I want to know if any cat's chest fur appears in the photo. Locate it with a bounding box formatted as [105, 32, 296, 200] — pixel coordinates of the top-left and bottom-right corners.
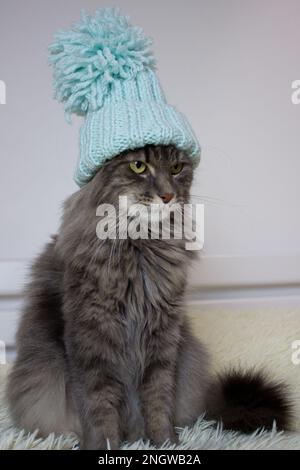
[96, 239, 192, 374]
[101, 239, 191, 314]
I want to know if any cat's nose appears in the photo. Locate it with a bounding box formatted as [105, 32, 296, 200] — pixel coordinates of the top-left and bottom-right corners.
[159, 193, 174, 204]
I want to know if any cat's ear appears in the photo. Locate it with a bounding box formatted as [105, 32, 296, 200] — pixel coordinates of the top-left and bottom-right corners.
[48, 8, 155, 122]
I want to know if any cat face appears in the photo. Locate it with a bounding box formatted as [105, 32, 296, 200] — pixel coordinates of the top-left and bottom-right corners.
[93, 145, 194, 211]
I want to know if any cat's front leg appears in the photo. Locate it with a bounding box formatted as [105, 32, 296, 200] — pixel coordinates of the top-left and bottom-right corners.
[79, 381, 122, 450]
[67, 334, 123, 450]
[140, 325, 179, 447]
[63, 283, 124, 449]
[141, 361, 178, 446]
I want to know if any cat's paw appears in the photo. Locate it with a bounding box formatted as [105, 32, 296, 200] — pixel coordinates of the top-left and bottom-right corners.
[149, 427, 179, 447]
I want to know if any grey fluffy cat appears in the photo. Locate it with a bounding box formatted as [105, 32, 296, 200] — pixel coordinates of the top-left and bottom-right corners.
[7, 145, 290, 449]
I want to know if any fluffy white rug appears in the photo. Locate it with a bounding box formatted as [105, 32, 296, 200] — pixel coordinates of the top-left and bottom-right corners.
[0, 365, 299, 450]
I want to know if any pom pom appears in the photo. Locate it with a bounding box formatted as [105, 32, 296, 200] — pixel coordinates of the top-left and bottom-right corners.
[49, 8, 155, 119]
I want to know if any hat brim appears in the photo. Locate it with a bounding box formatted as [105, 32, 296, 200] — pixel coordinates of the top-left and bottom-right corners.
[76, 102, 200, 187]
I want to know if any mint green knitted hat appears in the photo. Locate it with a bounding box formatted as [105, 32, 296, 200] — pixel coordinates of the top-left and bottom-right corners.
[49, 8, 200, 187]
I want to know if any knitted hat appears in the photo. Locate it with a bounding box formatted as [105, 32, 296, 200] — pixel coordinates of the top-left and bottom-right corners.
[49, 8, 201, 187]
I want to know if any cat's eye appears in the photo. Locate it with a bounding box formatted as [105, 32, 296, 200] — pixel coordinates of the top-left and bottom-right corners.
[171, 163, 183, 175]
[130, 161, 147, 174]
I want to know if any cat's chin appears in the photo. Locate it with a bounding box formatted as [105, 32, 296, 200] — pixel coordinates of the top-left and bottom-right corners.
[137, 206, 175, 225]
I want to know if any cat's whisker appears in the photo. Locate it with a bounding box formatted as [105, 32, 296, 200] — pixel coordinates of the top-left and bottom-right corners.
[190, 194, 243, 208]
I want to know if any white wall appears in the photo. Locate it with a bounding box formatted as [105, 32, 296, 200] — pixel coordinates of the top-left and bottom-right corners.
[1, 0, 300, 346]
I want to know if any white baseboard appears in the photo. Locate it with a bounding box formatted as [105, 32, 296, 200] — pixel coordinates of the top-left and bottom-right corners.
[0, 260, 29, 296]
[188, 254, 300, 289]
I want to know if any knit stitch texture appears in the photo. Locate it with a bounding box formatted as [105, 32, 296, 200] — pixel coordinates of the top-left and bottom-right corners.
[49, 8, 201, 186]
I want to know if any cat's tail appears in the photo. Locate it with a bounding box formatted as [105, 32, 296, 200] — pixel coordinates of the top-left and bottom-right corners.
[205, 369, 292, 433]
